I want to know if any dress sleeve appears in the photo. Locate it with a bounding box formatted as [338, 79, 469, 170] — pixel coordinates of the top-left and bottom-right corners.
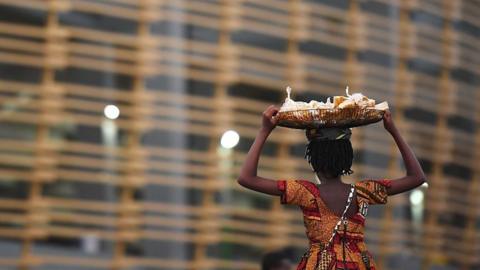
[355, 179, 392, 205]
[277, 180, 315, 208]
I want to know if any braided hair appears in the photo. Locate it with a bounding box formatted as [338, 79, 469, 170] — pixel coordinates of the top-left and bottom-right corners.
[305, 138, 354, 178]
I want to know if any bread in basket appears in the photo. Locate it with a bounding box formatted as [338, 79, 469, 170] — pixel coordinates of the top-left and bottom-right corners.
[276, 86, 389, 129]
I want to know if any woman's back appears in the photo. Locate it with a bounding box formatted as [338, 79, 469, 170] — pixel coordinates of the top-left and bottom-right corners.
[316, 182, 359, 218]
[278, 179, 391, 270]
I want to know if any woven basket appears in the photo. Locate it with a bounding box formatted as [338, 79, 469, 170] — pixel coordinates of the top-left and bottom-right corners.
[276, 108, 385, 129]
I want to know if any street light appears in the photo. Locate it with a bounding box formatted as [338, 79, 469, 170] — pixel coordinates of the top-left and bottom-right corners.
[220, 130, 239, 149]
[104, 105, 120, 120]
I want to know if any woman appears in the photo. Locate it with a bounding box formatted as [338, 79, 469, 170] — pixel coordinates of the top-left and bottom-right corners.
[237, 105, 426, 270]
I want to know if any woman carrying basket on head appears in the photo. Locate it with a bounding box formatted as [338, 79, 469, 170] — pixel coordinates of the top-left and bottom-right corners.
[237, 105, 426, 270]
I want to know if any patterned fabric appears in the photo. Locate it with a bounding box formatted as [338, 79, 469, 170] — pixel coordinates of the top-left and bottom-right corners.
[277, 179, 392, 270]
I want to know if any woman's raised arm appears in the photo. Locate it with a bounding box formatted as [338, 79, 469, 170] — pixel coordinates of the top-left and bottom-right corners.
[237, 105, 281, 195]
[383, 111, 426, 195]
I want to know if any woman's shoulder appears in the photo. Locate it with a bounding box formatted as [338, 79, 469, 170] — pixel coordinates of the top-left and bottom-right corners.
[280, 179, 319, 194]
[355, 179, 392, 189]
[277, 179, 319, 207]
[355, 179, 392, 205]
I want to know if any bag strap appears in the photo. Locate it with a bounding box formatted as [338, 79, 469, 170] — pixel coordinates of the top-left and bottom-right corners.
[323, 184, 355, 249]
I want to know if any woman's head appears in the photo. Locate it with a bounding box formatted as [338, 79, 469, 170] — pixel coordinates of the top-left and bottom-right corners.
[305, 128, 354, 178]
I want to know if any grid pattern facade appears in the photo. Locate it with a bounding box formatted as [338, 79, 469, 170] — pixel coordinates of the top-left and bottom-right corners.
[0, 0, 479, 270]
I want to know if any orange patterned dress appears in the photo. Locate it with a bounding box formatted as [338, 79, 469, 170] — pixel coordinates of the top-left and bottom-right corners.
[277, 179, 392, 270]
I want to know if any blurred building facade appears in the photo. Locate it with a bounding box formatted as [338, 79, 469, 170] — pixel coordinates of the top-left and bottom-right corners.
[0, 0, 479, 270]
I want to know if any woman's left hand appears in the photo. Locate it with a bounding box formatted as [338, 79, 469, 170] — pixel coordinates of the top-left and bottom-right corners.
[383, 110, 396, 133]
[262, 105, 279, 131]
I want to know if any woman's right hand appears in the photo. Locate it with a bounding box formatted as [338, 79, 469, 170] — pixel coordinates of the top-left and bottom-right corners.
[383, 110, 396, 132]
[262, 105, 279, 131]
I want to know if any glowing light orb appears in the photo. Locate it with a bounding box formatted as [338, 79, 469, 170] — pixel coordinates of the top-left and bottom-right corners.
[104, 105, 120, 120]
[409, 190, 424, 206]
[220, 130, 239, 149]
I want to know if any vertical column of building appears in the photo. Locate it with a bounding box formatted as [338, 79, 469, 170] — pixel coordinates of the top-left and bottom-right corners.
[460, 1, 480, 266]
[345, 0, 364, 90]
[19, 1, 68, 269]
[461, 72, 480, 270]
[345, 0, 366, 178]
[266, 0, 307, 250]
[192, 1, 238, 269]
[111, 1, 154, 269]
[421, 0, 456, 269]
[376, 0, 415, 267]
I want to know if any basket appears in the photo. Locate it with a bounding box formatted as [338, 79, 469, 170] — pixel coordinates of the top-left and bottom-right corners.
[276, 107, 385, 129]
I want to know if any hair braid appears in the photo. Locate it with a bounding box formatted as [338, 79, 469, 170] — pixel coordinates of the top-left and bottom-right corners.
[305, 139, 353, 177]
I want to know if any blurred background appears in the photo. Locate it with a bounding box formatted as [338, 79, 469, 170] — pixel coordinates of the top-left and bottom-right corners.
[0, 0, 478, 269]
